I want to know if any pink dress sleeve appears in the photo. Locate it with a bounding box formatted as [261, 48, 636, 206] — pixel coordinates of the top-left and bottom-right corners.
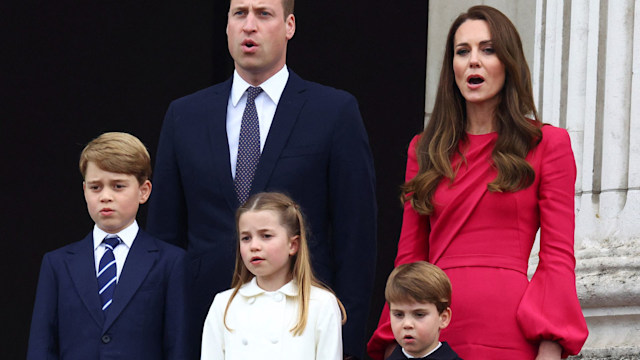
[367, 135, 430, 360]
[516, 126, 589, 357]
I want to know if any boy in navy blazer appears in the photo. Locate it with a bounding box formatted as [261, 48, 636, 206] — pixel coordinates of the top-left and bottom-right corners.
[27, 132, 188, 360]
[383, 262, 462, 360]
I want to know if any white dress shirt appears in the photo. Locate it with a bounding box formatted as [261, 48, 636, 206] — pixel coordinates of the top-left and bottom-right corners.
[92, 221, 137, 281]
[201, 277, 343, 360]
[226, 65, 289, 177]
[402, 342, 442, 358]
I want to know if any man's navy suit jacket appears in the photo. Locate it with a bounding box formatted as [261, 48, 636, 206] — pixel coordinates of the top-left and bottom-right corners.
[147, 70, 377, 358]
[27, 230, 188, 360]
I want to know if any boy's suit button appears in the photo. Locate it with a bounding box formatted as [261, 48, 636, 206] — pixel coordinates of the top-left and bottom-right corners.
[101, 335, 111, 344]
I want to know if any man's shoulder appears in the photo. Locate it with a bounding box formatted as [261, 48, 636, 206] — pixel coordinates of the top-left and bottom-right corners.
[287, 71, 356, 101]
[169, 79, 232, 107]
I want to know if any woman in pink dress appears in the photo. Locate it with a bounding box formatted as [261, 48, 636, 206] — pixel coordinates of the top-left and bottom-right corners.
[368, 5, 588, 360]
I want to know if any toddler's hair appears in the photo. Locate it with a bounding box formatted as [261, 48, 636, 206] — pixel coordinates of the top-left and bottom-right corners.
[385, 261, 451, 313]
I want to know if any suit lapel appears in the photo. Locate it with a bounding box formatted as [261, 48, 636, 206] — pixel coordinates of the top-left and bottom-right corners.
[206, 78, 239, 210]
[103, 230, 158, 331]
[65, 233, 104, 327]
[252, 71, 307, 193]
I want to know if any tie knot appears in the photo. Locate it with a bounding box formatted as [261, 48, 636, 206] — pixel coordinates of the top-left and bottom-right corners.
[246, 86, 263, 102]
[103, 235, 121, 250]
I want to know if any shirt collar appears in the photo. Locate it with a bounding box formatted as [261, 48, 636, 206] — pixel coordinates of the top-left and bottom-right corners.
[401, 342, 442, 358]
[238, 276, 298, 297]
[230, 65, 289, 107]
[92, 221, 139, 250]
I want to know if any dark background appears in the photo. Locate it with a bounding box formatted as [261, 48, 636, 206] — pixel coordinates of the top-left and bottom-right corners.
[3, 1, 427, 358]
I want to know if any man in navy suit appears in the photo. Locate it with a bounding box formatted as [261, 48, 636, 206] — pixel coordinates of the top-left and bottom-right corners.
[147, 0, 377, 358]
[28, 132, 188, 360]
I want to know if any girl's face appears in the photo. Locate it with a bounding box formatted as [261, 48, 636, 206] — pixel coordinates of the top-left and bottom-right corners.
[453, 19, 505, 109]
[239, 210, 299, 291]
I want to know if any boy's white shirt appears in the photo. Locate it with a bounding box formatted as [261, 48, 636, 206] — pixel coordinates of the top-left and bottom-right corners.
[402, 342, 442, 358]
[92, 220, 138, 281]
[201, 277, 343, 360]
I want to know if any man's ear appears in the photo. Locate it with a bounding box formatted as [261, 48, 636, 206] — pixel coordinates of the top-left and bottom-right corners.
[285, 14, 296, 40]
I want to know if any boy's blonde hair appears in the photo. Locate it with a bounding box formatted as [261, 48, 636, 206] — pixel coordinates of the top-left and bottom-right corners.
[385, 261, 452, 314]
[225, 192, 346, 336]
[79, 132, 152, 185]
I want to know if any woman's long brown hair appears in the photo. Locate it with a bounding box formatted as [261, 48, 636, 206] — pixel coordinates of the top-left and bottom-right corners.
[403, 5, 542, 215]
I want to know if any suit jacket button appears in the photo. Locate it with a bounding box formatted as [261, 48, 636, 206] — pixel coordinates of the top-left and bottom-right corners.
[101, 335, 111, 344]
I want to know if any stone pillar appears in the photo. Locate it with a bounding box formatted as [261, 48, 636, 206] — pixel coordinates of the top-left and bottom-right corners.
[426, 0, 640, 358]
[532, 0, 640, 358]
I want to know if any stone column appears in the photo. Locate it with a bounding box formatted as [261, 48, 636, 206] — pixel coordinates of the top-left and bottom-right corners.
[533, 0, 639, 358]
[425, 0, 640, 358]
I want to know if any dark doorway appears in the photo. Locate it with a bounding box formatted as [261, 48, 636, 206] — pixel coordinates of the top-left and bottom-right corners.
[4, 1, 427, 358]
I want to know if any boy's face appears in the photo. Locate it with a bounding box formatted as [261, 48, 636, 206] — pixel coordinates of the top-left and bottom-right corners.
[390, 300, 451, 358]
[83, 161, 151, 234]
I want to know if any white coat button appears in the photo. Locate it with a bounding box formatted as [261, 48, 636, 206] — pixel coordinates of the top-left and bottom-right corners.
[270, 337, 279, 344]
[247, 297, 256, 305]
[242, 338, 248, 345]
[274, 293, 284, 302]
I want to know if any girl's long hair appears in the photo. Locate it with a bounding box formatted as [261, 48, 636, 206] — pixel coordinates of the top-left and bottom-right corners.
[224, 192, 346, 336]
[403, 5, 542, 215]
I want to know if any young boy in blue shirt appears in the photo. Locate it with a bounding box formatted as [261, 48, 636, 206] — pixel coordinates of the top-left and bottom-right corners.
[386, 261, 462, 360]
[27, 132, 188, 360]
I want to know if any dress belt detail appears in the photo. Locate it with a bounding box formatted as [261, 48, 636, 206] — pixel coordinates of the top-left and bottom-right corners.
[436, 254, 528, 275]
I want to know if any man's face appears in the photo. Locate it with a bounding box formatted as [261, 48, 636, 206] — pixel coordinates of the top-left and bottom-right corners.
[227, 0, 296, 85]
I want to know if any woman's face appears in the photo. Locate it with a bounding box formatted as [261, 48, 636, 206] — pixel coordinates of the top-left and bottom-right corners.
[453, 19, 505, 108]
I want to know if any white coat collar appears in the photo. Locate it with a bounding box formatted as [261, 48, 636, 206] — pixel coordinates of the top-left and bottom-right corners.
[238, 277, 298, 297]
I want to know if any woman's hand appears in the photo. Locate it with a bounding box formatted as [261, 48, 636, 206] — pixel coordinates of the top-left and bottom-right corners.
[536, 340, 562, 360]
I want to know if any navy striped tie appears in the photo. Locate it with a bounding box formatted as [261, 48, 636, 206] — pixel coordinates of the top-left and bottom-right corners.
[235, 86, 263, 204]
[97, 235, 121, 311]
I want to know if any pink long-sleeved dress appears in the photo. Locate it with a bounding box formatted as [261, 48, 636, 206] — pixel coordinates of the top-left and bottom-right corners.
[368, 125, 588, 359]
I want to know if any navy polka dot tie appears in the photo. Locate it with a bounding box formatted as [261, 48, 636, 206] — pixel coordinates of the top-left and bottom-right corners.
[235, 86, 263, 204]
[97, 235, 121, 312]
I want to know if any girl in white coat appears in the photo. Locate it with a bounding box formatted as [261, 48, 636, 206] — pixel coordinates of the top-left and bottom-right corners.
[201, 192, 346, 360]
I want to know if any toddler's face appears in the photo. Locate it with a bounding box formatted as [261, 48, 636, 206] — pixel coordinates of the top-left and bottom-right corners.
[238, 210, 299, 291]
[390, 301, 451, 358]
